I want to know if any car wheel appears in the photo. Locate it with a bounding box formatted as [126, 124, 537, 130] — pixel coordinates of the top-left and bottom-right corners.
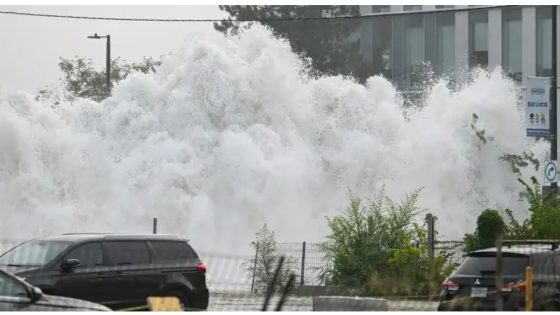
[165, 290, 189, 311]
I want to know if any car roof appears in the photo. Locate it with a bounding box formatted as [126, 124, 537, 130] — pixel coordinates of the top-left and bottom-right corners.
[31, 233, 188, 243]
[471, 245, 556, 256]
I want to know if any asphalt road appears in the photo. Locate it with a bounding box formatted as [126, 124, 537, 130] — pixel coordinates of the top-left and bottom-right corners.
[208, 293, 439, 311]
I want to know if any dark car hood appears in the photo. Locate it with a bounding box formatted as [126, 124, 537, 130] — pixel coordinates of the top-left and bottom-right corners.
[37, 294, 111, 311]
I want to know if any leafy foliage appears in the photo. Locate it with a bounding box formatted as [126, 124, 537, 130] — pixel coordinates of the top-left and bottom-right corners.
[244, 223, 295, 293]
[470, 113, 495, 144]
[214, 6, 371, 81]
[518, 177, 560, 239]
[57, 56, 161, 102]
[466, 109, 560, 245]
[503, 208, 532, 240]
[499, 152, 539, 176]
[464, 177, 560, 253]
[322, 188, 454, 297]
[462, 209, 506, 253]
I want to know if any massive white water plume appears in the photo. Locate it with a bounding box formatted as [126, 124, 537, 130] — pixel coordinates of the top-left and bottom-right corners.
[0, 25, 548, 253]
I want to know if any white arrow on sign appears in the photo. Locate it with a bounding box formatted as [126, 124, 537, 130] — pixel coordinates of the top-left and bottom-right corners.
[544, 160, 558, 183]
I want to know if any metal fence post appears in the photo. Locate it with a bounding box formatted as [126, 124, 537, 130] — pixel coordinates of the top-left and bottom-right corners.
[495, 234, 503, 311]
[153, 217, 157, 234]
[525, 266, 533, 311]
[301, 241, 306, 286]
[250, 245, 259, 294]
[426, 213, 435, 262]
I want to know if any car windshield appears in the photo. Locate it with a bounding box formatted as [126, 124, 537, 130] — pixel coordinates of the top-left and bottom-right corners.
[0, 240, 71, 266]
[455, 254, 529, 276]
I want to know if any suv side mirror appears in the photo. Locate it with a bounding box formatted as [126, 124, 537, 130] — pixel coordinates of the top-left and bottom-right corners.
[60, 258, 80, 271]
[29, 286, 43, 302]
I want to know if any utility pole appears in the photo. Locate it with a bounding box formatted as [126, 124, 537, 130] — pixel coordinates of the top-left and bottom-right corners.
[87, 33, 112, 97]
[552, 6, 558, 194]
[106, 35, 111, 96]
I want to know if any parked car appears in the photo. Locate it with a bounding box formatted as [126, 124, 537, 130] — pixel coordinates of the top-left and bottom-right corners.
[438, 242, 560, 311]
[0, 268, 110, 311]
[0, 233, 209, 310]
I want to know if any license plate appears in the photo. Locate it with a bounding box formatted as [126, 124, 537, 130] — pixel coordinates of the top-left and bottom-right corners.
[470, 287, 487, 298]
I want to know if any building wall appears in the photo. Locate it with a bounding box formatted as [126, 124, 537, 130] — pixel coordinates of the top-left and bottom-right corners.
[358, 5, 557, 92]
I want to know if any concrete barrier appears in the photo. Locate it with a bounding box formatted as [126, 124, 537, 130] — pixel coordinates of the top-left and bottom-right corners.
[296, 285, 342, 296]
[312, 296, 389, 311]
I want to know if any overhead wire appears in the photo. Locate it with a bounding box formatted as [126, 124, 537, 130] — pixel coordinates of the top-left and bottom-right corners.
[0, 10, 362, 22]
[0, 6, 508, 23]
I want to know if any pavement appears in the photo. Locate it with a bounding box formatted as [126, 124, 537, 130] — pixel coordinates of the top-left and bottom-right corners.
[208, 292, 439, 311]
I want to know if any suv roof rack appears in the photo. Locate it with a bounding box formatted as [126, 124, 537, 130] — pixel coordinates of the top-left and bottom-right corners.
[503, 239, 560, 250]
[62, 233, 114, 235]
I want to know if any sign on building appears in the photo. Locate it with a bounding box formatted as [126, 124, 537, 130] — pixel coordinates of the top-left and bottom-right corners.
[525, 77, 552, 137]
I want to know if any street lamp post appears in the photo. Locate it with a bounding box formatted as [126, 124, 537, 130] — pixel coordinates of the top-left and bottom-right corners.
[87, 33, 111, 96]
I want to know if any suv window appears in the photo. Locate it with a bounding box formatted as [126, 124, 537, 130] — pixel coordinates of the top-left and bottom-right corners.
[63, 242, 103, 268]
[0, 272, 28, 298]
[151, 241, 198, 262]
[456, 254, 529, 275]
[0, 240, 71, 267]
[533, 254, 555, 275]
[105, 241, 150, 265]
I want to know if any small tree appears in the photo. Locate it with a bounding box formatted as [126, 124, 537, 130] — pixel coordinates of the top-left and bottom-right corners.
[463, 209, 506, 253]
[244, 223, 295, 293]
[214, 6, 370, 81]
[55, 56, 161, 102]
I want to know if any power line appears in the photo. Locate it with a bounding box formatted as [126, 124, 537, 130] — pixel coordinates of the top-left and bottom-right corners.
[0, 10, 362, 22]
[0, 6, 512, 23]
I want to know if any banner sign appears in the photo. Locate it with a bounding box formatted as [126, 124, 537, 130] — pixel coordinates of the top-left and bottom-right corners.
[525, 77, 552, 137]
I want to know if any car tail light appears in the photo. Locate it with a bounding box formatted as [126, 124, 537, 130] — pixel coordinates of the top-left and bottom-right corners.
[442, 278, 459, 291]
[502, 280, 525, 292]
[502, 282, 515, 292]
[514, 280, 526, 292]
[197, 262, 206, 274]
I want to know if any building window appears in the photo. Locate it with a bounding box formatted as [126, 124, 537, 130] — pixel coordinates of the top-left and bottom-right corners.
[392, 16, 405, 88]
[404, 14, 424, 88]
[372, 16, 392, 79]
[403, 5, 423, 12]
[536, 6, 553, 77]
[436, 5, 454, 9]
[436, 12, 455, 75]
[371, 5, 391, 13]
[502, 8, 522, 81]
[469, 9, 488, 68]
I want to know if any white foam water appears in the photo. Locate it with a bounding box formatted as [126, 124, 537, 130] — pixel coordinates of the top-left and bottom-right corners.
[0, 25, 547, 253]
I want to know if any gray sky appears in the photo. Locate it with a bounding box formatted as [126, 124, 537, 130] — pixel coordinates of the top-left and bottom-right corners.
[0, 5, 226, 94]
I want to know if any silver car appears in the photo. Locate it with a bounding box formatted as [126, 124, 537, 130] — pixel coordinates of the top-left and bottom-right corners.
[0, 269, 110, 311]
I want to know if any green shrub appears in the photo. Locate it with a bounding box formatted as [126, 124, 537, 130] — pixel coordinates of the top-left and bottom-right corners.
[322, 188, 453, 297]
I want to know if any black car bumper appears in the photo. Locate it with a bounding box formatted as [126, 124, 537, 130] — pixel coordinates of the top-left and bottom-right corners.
[189, 288, 209, 310]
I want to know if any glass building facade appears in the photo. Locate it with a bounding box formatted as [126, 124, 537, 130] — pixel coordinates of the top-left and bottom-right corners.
[358, 5, 557, 90]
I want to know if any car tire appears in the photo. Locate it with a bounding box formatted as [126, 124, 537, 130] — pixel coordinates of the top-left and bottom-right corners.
[164, 290, 190, 311]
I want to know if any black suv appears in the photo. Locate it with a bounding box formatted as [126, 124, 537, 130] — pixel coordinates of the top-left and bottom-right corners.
[438, 243, 560, 311]
[0, 233, 209, 310]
